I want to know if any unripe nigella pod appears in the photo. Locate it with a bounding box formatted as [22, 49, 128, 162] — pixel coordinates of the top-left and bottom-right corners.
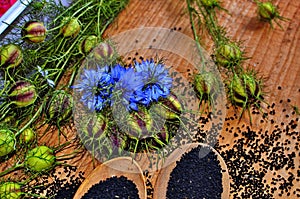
[215, 43, 242, 68]
[201, 0, 219, 9]
[46, 90, 73, 124]
[127, 107, 153, 139]
[0, 182, 22, 199]
[22, 21, 46, 43]
[257, 2, 277, 21]
[8, 81, 37, 107]
[25, 146, 56, 172]
[0, 129, 15, 157]
[60, 17, 81, 38]
[0, 44, 23, 69]
[19, 128, 35, 145]
[79, 35, 98, 55]
[230, 74, 247, 105]
[243, 72, 263, 100]
[194, 72, 217, 97]
[92, 41, 115, 63]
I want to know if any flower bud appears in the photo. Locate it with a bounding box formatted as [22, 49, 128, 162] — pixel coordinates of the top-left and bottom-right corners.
[8, 81, 37, 107]
[215, 43, 242, 68]
[25, 146, 56, 172]
[0, 129, 15, 157]
[46, 90, 73, 124]
[79, 35, 98, 55]
[0, 182, 22, 199]
[60, 17, 81, 38]
[19, 128, 35, 145]
[0, 44, 23, 69]
[22, 21, 46, 43]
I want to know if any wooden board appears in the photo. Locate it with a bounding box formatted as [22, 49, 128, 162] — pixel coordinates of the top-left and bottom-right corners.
[1, 0, 299, 198]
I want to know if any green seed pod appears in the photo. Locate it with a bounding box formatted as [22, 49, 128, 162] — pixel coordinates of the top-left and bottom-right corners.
[228, 72, 264, 106]
[46, 90, 73, 125]
[255, 1, 287, 28]
[201, 0, 220, 9]
[229, 73, 247, 105]
[257, 2, 277, 21]
[79, 35, 98, 55]
[25, 146, 56, 172]
[22, 21, 46, 43]
[8, 81, 37, 108]
[19, 128, 35, 145]
[0, 44, 23, 69]
[60, 17, 81, 38]
[0, 182, 22, 199]
[0, 129, 15, 157]
[92, 41, 116, 63]
[194, 72, 219, 98]
[126, 107, 153, 139]
[215, 43, 242, 68]
[154, 93, 182, 119]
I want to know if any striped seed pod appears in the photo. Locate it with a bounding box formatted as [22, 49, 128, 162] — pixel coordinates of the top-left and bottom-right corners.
[0, 129, 15, 157]
[24, 146, 56, 172]
[153, 93, 182, 120]
[79, 35, 98, 55]
[0, 182, 22, 199]
[92, 41, 116, 63]
[8, 81, 37, 108]
[60, 17, 81, 38]
[215, 43, 242, 68]
[228, 72, 263, 107]
[46, 90, 73, 125]
[22, 21, 46, 43]
[194, 71, 220, 102]
[0, 44, 23, 69]
[126, 107, 153, 139]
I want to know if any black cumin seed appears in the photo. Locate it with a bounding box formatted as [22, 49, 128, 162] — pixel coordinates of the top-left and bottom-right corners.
[82, 176, 140, 199]
[166, 145, 223, 199]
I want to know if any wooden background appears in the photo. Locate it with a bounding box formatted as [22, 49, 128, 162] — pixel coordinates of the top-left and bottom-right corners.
[38, 0, 300, 198]
[1, 0, 299, 198]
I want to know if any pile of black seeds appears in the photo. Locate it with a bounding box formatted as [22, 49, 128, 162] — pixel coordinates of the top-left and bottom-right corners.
[82, 176, 140, 199]
[215, 87, 300, 198]
[26, 165, 85, 198]
[166, 145, 223, 199]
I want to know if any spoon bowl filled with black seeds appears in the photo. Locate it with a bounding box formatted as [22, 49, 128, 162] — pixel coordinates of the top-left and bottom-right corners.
[153, 143, 230, 199]
[73, 157, 147, 199]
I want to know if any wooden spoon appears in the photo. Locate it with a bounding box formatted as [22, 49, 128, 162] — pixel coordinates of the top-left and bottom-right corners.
[153, 143, 230, 199]
[73, 157, 147, 199]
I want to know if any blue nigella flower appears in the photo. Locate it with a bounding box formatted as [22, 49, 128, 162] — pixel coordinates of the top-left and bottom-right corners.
[110, 64, 127, 83]
[134, 59, 173, 105]
[112, 67, 145, 112]
[72, 66, 113, 112]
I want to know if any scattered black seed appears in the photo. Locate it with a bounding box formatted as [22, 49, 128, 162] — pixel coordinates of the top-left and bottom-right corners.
[81, 176, 140, 199]
[278, 86, 282, 90]
[166, 145, 223, 199]
[27, 166, 85, 199]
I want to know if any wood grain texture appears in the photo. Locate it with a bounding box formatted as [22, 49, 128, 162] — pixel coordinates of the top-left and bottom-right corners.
[1, 0, 299, 198]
